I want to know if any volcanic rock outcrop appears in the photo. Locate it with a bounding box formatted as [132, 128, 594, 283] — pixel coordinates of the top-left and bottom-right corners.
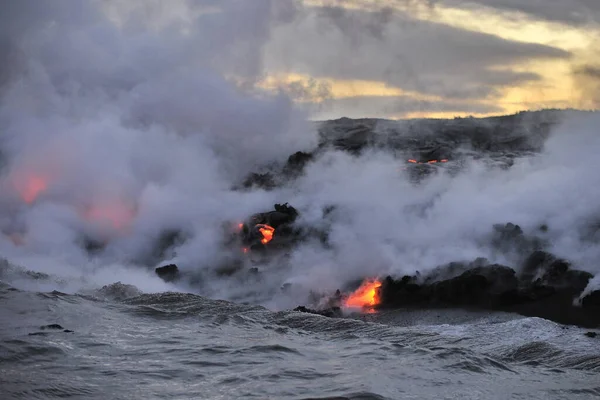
[239, 110, 593, 191]
[293, 305, 343, 318]
[155, 264, 180, 283]
[240, 151, 315, 191]
[582, 290, 600, 309]
[316, 110, 576, 157]
[371, 250, 598, 328]
[294, 221, 598, 328]
[240, 203, 301, 251]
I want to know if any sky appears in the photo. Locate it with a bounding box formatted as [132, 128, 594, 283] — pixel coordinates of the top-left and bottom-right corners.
[258, 0, 600, 119]
[1, 0, 598, 122]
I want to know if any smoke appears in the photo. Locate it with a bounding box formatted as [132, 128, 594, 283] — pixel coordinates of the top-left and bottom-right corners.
[266, 111, 600, 308]
[0, 1, 598, 310]
[573, 64, 600, 109]
[0, 0, 314, 290]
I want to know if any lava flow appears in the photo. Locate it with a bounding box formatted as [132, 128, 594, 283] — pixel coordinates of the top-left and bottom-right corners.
[408, 159, 448, 164]
[258, 224, 275, 244]
[344, 279, 382, 309]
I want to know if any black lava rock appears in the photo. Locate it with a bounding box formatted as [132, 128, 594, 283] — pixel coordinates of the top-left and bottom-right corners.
[30, 325, 74, 336]
[317, 110, 567, 156]
[375, 253, 599, 328]
[581, 290, 600, 309]
[240, 203, 302, 250]
[155, 264, 180, 282]
[80, 236, 107, 255]
[283, 151, 314, 177]
[248, 203, 298, 228]
[520, 251, 593, 295]
[424, 258, 488, 284]
[380, 265, 519, 308]
[379, 274, 428, 306]
[40, 324, 64, 330]
[430, 265, 519, 307]
[242, 172, 276, 190]
[521, 250, 557, 281]
[293, 306, 342, 318]
[491, 223, 543, 256]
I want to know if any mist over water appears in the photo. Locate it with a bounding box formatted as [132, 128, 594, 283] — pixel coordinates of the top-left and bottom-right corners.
[1, 0, 599, 311]
[0, 0, 312, 290]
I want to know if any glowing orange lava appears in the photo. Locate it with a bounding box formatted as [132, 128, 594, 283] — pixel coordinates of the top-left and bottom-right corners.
[258, 224, 275, 245]
[344, 279, 382, 309]
[15, 175, 49, 204]
[406, 159, 449, 165]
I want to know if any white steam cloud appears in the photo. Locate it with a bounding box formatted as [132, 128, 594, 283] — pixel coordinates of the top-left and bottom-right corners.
[0, 1, 598, 308]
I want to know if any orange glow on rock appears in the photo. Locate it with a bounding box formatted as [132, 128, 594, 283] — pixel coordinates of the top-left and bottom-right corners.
[344, 279, 382, 308]
[406, 159, 449, 165]
[258, 224, 275, 245]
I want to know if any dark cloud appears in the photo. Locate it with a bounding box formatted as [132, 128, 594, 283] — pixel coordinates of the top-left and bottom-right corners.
[573, 63, 600, 108]
[265, 6, 570, 101]
[315, 95, 503, 119]
[575, 65, 600, 79]
[316, 5, 397, 42]
[0, 0, 300, 94]
[439, 0, 600, 26]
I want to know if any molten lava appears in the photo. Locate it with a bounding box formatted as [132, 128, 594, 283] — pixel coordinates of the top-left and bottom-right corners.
[344, 279, 382, 308]
[258, 224, 275, 245]
[406, 159, 449, 165]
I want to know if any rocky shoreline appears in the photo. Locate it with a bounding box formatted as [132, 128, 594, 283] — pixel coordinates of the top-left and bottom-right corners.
[151, 211, 600, 329]
[375, 251, 599, 328]
[241, 109, 596, 190]
[155, 241, 600, 329]
[293, 245, 600, 328]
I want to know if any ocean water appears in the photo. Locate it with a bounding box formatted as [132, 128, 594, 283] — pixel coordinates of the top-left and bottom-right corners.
[1, 281, 599, 400]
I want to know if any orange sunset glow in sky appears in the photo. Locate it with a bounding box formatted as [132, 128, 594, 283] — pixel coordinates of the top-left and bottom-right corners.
[255, 0, 600, 120]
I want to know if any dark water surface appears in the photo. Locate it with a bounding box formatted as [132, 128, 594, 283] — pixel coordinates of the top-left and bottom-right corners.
[1, 284, 599, 400]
